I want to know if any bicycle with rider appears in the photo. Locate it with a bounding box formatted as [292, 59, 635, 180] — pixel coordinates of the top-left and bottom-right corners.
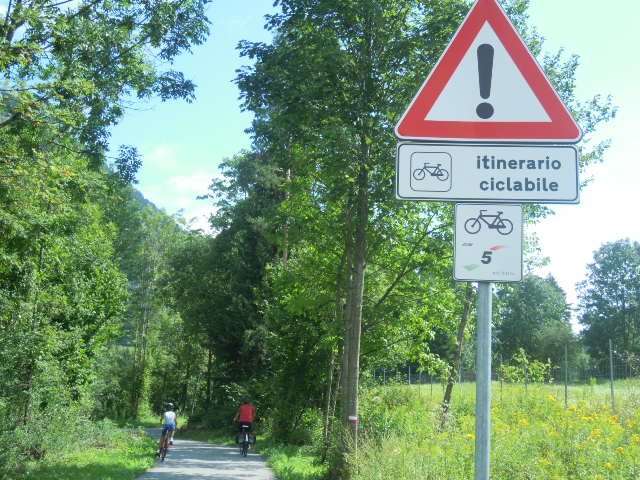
[233, 398, 256, 432]
[157, 402, 177, 456]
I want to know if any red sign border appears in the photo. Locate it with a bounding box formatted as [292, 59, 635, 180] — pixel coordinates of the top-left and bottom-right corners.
[395, 0, 582, 143]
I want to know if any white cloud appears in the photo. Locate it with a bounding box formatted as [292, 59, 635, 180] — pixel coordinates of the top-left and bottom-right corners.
[136, 170, 221, 234]
[141, 144, 183, 174]
[169, 172, 213, 196]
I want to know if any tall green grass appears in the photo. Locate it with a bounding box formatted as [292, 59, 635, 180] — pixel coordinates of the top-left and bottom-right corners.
[3, 421, 155, 480]
[351, 381, 640, 479]
[259, 439, 327, 480]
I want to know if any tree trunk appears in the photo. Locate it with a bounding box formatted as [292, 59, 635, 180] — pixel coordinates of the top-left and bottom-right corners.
[323, 349, 336, 442]
[282, 166, 291, 267]
[206, 345, 213, 408]
[441, 283, 474, 429]
[342, 157, 369, 459]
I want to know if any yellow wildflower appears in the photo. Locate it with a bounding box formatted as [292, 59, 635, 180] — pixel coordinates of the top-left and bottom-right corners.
[466, 434, 475, 440]
[604, 462, 613, 470]
[591, 428, 603, 436]
[518, 418, 530, 426]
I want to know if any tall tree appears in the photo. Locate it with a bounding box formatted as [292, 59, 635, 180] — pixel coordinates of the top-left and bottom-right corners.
[578, 239, 640, 358]
[233, 0, 614, 461]
[0, 0, 210, 468]
[495, 274, 575, 364]
[237, 1, 464, 453]
[0, 0, 208, 154]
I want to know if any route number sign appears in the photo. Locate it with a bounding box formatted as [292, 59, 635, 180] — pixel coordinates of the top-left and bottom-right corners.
[454, 203, 522, 282]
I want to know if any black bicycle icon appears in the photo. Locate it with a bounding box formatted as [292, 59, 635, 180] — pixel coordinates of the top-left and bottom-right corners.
[412, 162, 449, 181]
[464, 210, 514, 235]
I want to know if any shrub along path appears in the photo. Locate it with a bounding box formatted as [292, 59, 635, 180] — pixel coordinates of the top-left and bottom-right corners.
[136, 428, 275, 480]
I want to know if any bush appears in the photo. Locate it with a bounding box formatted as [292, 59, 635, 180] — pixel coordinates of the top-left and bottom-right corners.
[500, 348, 552, 383]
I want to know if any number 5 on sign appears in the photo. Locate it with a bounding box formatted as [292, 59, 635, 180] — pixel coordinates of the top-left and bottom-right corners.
[454, 203, 522, 282]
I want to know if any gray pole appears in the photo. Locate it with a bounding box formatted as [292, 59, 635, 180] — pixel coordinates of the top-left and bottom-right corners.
[475, 282, 492, 480]
[609, 339, 615, 411]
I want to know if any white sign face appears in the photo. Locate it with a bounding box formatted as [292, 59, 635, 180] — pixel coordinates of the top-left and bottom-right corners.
[454, 203, 522, 282]
[396, 143, 578, 203]
[425, 23, 550, 123]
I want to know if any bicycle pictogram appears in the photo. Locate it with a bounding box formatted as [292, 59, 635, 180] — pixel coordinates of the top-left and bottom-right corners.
[464, 209, 514, 235]
[412, 162, 449, 182]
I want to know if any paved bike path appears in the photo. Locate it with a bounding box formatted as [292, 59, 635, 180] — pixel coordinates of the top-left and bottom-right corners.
[137, 428, 275, 480]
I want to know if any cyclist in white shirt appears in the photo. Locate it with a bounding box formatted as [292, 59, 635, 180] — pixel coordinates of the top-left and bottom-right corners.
[157, 402, 177, 455]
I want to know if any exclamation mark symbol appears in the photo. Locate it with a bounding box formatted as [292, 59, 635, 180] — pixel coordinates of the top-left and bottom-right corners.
[476, 43, 494, 119]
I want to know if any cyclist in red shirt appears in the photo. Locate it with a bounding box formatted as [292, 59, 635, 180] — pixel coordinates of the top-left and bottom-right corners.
[233, 398, 256, 431]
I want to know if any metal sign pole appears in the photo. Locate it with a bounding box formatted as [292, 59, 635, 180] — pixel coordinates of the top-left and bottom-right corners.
[475, 281, 493, 480]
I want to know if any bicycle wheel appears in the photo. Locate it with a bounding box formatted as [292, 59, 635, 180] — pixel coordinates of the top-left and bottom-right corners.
[160, 434, 169, 461]
[242, 440, 248, 456]
[464, 218, 481, 234]
[435, 169, 449, 181]
[412, 168, 426, 181]
[497, 219, 514, 235]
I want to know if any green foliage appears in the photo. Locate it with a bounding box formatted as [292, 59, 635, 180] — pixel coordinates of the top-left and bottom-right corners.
[500, 348, 552, 383]
[185, 0, 616, 452]
[0, 0, 211, 472]
[8, 424, 154, 480]
[259, 440, 327, 480]
[578, 239, 640, 358]
[0, 0, 209, 154]
[495, 274, 577, 364]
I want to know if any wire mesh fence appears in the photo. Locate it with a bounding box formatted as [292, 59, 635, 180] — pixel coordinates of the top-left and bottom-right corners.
[370, 341, 640, 408]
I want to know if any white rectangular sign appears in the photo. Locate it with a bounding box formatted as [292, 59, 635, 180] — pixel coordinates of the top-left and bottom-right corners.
[454, 203, 522, 282]
[396, 143, 578, 203]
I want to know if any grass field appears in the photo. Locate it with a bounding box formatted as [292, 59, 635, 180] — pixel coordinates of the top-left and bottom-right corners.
[351, 380, 640, 479]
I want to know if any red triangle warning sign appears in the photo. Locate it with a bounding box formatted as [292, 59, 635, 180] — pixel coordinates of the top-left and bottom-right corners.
[395, 0, 582, 143]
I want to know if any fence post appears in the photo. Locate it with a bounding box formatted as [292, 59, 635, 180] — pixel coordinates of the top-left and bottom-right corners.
[499, 354, 503, 404]
[430, 375, 433, 400]
[564, 344, 569, 408]
[408, 364, 411, 386]
[609, 339, 615, 411]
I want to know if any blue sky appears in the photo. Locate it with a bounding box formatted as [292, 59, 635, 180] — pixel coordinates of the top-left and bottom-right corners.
[109, 1, 274, 227]
[105, 0, 639, 321]
[526, 0, 640, 316]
